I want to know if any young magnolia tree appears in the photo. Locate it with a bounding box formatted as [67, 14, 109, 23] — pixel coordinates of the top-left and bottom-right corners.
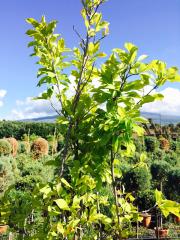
[4, 0, 178, 239]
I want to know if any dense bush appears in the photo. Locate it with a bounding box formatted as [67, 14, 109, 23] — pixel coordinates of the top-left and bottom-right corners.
[166, 168, 180, 202]
[15, 154, 55, 190]
[123, 166, 152, 193]
[31, 137, 49, 158]
[136, 189, 155, 211]
[47, 135, 58, 155]
[170, 140, 177, 151]
[134, 137, 145, 153]
[0, 120, 62, 140]
[6, 137, 18, 157]
[163, 152, 179, 166]
[144, 136, 159, 152]
[0, 139, 12, 156]
[159, 136, 170, 151]
[151, 160, 171, 190]
[0, 154, 56, 234]
[0, 156, 18, 197]
[18, 141, 30, 154]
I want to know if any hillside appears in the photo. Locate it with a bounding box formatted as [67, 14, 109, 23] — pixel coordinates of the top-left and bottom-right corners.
[21, 112, 180, 125]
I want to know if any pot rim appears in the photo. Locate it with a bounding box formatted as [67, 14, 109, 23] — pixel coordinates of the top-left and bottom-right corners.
[141, 213, 151, 217]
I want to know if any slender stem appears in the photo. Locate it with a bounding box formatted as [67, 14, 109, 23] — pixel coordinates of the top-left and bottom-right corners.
[110, 147, 122, 240]
[97, 192, 103, 240]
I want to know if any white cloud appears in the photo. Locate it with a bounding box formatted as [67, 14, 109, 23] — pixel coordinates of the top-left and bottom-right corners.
[9, 95, 60, 120]
[8, 75, 76, 120]
[0, 89, 7, 107]
[7, 85, 180, 120]
[141, 87, 180, 116]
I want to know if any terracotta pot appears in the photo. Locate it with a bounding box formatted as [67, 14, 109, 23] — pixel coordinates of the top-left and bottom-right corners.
[155, 228, 169, 238]
[0, 224, 8, 234]
[141, 213, 151, 227]
[175, 216, 180, 224]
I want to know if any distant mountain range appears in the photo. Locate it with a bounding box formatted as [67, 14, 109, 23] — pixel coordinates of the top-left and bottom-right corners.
[21, 112, 180, 125]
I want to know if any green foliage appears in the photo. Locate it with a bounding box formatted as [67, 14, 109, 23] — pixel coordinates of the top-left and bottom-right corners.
[1, 0, 179, 238]
[163, 151, 179, 166]
[123, 166, 152, 193]
[151, 160, 171, 189]
[155, 189, 180, 218]
[6, 137, 18, 157]
[0, 156, 18, 197]
[0, 154, 56, 234]
[0, 139, 12, 156]
[166, 168, 180, 202]
[18, 141, 30, 154]
[170, 140, 177, 151]
[144, 136, 159, 152]
[15, 154, 55, 190]
[134, 137, 145, 153]
[0, 121, 61, 140]
[136, 190, 155, 211]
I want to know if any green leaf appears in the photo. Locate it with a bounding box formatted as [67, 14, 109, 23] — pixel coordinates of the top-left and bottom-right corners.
[88, 42, 100, 55]
[26, 29, 37, 36]
[133, 124, 144, 136]
[26, 18, 39, 27]
[54, 199, 70, 211]
[124, 42, 138, 53]
[155, 189, 163, 205]
[137, 55, 148, 62]
[57, 222, 64, 235]
[140, 152, 147, 162]
[123, 80, 144, 91]
[134, 116, 149, 123]
[112, 136, 119, 152]
[61, 178, 72, 189]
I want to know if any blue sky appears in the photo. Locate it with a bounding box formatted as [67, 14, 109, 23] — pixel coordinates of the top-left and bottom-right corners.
[0, 0, 180, 119]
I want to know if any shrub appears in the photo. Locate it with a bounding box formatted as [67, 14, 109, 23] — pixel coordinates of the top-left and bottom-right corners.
[14, 154, 55, 191]
[136, 189, 155, 211]
[153, 149, 165, 161]
[49, 140, 58, 155]
[123, 166, 152, 193]
[163, 152, 179, 166]
[6, 137, 18, 156]
[18, 141, 30, 154]
[0, 156, 17, 197]
[47, 134, 58, 155]
[170, 140, 177, 151]
[159, 137, 170, 151]
[166, 169, 180, 202]
[134, 137, 145, 153]
[31, 137, 49, 158]
[151, 160, 171, 190]
[144, 136, 159, 152]
[0, 139, 12, 156]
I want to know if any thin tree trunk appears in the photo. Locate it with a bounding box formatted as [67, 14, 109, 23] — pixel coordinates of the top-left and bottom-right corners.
[110, 147, 122, 240]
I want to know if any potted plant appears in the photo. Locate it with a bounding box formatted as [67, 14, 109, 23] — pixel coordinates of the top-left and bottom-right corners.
[174, 215, 180, 224]
[0, 224, 8, 234]
[155, 226, 169, 238]
[141, 212, 151, 227]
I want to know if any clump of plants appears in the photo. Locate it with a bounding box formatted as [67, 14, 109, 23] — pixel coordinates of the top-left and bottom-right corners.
[0, 156, 17, 197]
[145, 136, 159, 152]
[31, 137, 49, 158]
[159, 136, 170, 151]
[47, 134, 58, 155]
[0, 139, 12, 156]
[18, 141, 30, 154]
[6, 137, 18, 157]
